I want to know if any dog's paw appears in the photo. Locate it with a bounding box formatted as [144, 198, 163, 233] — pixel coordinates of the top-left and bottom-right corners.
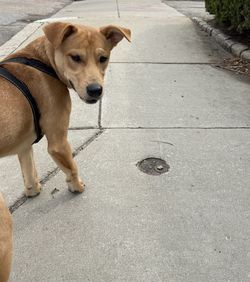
[25, 183, 42, 198]
[67, 178, 85, 193]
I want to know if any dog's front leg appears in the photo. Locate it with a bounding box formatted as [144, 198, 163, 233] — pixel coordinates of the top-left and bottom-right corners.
[18, 147, 41, 197]
[48, 139, 84, 193]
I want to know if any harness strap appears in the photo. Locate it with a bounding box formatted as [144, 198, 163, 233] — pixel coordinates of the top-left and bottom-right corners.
[0, 56, 59, 144]
[0, 67, 42, 143]
[0, 57, 59, 79]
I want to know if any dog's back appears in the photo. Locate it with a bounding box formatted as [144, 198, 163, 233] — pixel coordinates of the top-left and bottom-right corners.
[0, 193, 12, 282]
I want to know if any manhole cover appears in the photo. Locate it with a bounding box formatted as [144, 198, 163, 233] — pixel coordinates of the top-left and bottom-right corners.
[137, 157, 170, 176]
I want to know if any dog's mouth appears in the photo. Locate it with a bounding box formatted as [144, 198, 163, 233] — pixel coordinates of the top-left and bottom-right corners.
[80, 96, 99, 104]
[85, 98, 98, 104]
[69, 80, 76, 91]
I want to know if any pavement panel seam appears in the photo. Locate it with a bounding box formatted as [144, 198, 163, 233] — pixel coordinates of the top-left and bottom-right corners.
[9, 129, 104, 213]
[68, 126, 99, 130]
[116, 0, 121, 18]
[103, 126, 250, 130]
[72, 129, 104, 157]
[98, 99, 102, 128]
[110, 62, 218, 65]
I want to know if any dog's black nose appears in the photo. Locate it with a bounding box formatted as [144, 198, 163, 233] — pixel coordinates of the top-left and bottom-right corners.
[87, 84, 103, 98]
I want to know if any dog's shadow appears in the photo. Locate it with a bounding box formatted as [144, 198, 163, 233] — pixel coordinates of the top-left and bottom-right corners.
[16, 187, 87, 228]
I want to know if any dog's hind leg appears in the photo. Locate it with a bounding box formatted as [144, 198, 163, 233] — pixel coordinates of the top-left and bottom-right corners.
[18, 147, 41, 197]
[47, 139, 84, 193]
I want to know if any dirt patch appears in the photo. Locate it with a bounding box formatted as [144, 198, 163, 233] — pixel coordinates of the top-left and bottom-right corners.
[216, 58, 250, 77]
[205, 19, 250, 77]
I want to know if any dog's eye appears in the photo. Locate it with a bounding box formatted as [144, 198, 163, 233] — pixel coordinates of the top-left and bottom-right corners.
[71, 55, 81, 63]
[99, 56, 108, 63]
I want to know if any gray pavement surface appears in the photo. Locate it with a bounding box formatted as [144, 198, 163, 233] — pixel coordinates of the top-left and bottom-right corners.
[163, 0, 212, 19]
[0, 0, 71, 46]
[0, 0, 249, 281]
[11, 129, 250, 281]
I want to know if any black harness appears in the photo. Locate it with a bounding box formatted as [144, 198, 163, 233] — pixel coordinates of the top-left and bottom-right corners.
[0, 57, 59, 143]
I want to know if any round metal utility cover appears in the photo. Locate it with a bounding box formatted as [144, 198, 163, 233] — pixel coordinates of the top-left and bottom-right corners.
[137, 157, 170, 176]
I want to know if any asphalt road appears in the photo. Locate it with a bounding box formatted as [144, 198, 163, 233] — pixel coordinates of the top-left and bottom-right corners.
[0, 0, 72, 46]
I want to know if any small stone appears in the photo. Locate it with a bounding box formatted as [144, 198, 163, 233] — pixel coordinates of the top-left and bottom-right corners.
[156, 165, 164, 171]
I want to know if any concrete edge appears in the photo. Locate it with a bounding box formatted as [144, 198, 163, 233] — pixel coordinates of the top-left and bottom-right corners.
[35, 16, 78, 23]
[192, 17, 250, 63]
[0, 22, 42, 59]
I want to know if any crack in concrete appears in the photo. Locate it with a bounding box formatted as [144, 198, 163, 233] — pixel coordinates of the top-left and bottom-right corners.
[9, 129, 105, 214]
[150, 140, 174, 146]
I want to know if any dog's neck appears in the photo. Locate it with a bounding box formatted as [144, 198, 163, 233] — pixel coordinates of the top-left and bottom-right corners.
[7, 36, 69, 87]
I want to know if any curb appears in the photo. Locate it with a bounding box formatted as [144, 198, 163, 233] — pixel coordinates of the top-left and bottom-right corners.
[0, 22, 42, 59]
[192, 17, 250, 63]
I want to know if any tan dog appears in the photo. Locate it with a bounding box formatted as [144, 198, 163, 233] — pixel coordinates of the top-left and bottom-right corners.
[0, 193, 12, 282]
[0, 22, 131, 197]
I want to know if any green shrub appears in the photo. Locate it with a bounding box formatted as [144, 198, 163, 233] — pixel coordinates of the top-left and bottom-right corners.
[205, 0, 216, 14]
[205, 0, 250, 33]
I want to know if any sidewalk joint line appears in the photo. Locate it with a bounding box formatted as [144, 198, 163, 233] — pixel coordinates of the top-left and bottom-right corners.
[110, 62, 218, 65]
[9, 195, 28, 215]
[68, 126, 99, 130]
[115, 0, 120, 18]
[103, 126, 250, 130]
[72, 129, 104, 157]
[98, 99, 102, 128]
[9, 129, 105, 214]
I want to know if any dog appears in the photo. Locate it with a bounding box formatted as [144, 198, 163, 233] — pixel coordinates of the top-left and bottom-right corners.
[0, 193, 12, 282]
[0, 22, 131, 197]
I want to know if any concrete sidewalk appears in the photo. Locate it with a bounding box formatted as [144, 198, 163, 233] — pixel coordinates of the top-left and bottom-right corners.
[163, 0, 211, 19]
[0, 0, 249, 281]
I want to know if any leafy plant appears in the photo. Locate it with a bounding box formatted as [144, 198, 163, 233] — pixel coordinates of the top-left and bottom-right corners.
[205, 0, 250, 33]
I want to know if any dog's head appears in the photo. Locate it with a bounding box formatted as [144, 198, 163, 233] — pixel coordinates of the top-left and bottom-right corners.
[43, 22, 131, 104]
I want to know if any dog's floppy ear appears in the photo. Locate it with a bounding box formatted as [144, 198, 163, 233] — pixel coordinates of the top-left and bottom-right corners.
[43, 22, 77, 49]
[100, 25, 131, 48]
